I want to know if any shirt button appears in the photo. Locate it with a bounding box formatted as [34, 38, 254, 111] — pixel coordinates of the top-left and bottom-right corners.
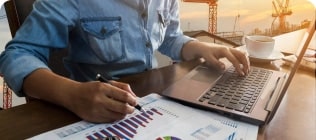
[145, 42, 151, 48]
[100, 27, 107, 35]
[141, 12, 147, 18]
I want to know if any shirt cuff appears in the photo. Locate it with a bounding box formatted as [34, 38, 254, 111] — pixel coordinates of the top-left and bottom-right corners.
[160, 35, 196, 61]
[2, 55, 50, 97]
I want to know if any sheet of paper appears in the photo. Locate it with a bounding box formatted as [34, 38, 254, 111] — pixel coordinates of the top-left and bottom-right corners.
[273, 28, 308, 54]
[28, 93, 258, 140]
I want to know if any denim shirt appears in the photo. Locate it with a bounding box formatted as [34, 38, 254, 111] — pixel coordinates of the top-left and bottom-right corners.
[0, 0, 194, 96]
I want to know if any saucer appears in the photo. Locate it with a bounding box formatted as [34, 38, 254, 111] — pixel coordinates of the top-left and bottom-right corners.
[238, 45, 284, 62]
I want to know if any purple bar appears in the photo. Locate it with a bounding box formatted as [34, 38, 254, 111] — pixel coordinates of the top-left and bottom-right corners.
[151, 108, 163, 115]
[107, 127, 127, 140]
[136, 114, 149, 123]
[131, 117, 146, 127]
[93, 132, 103, 139]
[113, 124, 134, 138]
[100, 129, 112, 137]
[125, 119, 138, 128]
[86, 135, 95, 140]
[119, 122, 137, 134]
[146, 110, 154, 115]
[141, 112, 153, 120]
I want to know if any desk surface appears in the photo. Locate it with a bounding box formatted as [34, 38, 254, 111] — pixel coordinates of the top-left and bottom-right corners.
[0, 59, 315, 140]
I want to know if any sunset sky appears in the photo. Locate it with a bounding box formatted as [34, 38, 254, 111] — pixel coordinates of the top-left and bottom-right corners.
[179, 0, 315, 33]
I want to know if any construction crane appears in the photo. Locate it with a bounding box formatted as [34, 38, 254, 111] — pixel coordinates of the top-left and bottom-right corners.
[272, 0, 292, 34]
[182, 0, 218, 34]
[233, 14, 240, 35]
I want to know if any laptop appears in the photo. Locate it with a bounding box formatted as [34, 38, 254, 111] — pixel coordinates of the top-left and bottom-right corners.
[162, 19, 315, 126]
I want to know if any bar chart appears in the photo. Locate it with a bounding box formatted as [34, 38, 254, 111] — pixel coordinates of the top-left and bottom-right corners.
[29, 94, 258, 140]
[84, 108, 165, 140]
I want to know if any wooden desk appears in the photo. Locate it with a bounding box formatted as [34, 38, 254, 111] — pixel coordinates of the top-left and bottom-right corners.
[0, 59, 315, 139]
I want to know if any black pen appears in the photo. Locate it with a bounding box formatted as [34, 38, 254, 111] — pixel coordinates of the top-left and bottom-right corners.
[96, 74, 145, 113]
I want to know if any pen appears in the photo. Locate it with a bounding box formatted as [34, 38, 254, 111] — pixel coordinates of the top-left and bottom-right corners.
[96, 74, 145, 113]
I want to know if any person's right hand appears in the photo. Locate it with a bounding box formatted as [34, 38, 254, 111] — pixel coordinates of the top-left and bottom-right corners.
[65, 80, 138, 123]
[23, 69, 138, 123]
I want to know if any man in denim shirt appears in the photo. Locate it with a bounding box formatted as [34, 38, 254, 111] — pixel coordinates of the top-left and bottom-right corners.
[0, 0, 249, 123]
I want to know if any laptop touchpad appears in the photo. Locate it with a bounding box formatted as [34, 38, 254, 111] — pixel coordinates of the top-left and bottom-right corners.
[190, 66, 222, 83]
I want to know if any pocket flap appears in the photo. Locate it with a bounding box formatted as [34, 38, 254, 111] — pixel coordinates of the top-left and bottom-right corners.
[81, 17, 122, 39]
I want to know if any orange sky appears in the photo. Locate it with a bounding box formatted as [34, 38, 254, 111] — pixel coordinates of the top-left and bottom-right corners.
[0, 0, 315, 35]
[179, 0, 315, 33]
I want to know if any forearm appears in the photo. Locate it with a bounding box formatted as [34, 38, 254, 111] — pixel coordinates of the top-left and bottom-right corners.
[181, 40, 210, 61]
[181, 40, 232, 60]
[23, 68, 80, 108]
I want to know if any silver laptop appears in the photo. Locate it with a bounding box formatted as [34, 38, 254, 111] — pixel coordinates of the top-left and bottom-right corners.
[162, 19, 315, 126]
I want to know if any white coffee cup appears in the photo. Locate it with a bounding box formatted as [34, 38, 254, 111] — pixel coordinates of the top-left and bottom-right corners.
[245, 35, 275, 58]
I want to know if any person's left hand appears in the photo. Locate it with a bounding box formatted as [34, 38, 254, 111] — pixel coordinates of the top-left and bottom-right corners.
[182, 41, 250, 76]
[200, 43, 250, 76]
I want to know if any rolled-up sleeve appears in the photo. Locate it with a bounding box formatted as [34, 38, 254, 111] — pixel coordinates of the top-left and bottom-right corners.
[158, 0, 196, 61]
[0, 44, 50, 96]
[0, 0, 78, 96]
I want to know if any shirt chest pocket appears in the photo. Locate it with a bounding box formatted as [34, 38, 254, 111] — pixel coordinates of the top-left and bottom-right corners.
[81, 17, 125, 62]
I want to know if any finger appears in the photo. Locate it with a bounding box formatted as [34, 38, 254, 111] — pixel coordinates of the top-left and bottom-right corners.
[220, 48, 245, 76]
[102, 83, 137, 107]
[75, 96, 128, 123]
[103, 111, 126, 122]
[241, 52, 250, 75]
[110, 81, 136, 97]
[104, 96, 135, 114]
[230, 48, 250, 75]
[86, 109, 127, 123]
[205, 54, 226, 70]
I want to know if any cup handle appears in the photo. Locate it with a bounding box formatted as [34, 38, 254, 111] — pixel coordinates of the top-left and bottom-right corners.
[241, 35, 246, 45]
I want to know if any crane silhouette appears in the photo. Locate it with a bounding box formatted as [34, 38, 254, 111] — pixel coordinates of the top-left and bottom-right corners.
[182, 0, 218, 34]
[272, 0, 292, 34]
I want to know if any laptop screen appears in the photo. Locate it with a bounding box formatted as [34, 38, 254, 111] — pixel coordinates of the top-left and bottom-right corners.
[266, 18, 315, 123]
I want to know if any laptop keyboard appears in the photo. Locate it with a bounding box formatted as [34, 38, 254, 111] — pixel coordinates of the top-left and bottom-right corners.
[198, 66, 272, 113]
